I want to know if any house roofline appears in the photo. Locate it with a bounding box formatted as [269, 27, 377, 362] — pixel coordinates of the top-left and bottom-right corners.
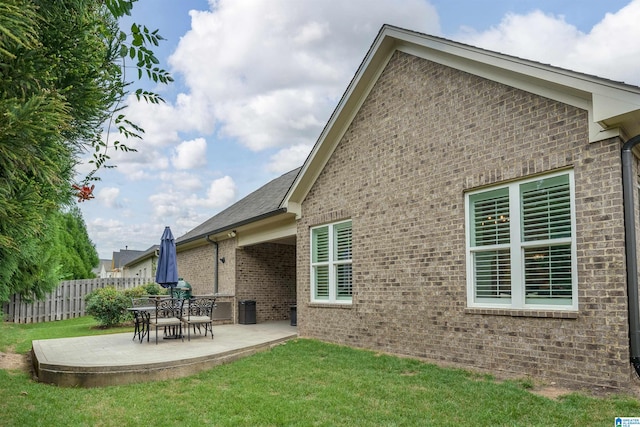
[176, 207, 289, 247]
[123, 245, 160, 268]
[282, 24, 640, 212]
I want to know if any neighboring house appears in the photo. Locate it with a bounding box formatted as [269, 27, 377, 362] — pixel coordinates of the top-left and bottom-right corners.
[176, 168, 300, 323]
[123, 245, 159, 280]
[111, 249, 145, 278]
[92, 259, 112, 279]
[177, 25, 640, 391]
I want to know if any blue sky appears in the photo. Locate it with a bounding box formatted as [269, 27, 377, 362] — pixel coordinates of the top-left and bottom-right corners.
[78, 0, 640, 259]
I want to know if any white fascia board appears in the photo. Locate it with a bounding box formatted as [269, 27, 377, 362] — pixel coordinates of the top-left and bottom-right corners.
[236, 220, 297, 247]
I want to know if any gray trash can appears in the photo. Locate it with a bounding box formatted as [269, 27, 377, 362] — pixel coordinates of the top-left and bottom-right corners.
[238, 300, 256, 324]
[290, 305, 297, 326]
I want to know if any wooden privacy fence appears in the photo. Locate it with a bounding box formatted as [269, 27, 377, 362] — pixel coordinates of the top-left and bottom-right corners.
[2, 277, 153, 324]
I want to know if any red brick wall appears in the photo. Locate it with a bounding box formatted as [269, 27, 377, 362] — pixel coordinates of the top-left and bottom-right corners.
[297, 51, 633, 390]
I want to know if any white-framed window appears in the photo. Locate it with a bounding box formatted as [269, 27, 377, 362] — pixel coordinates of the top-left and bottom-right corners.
[311, 220, 352, 304]
[465, 171, 577, 310]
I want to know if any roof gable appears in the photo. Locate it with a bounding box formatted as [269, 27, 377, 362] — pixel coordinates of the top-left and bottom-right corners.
[283, 25, 640, 214]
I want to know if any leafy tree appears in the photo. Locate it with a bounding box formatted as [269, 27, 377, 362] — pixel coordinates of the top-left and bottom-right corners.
[0, 0, 171, 302]
[50, 208, 100, 280]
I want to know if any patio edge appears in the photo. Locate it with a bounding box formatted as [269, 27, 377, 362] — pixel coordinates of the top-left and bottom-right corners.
[32, 330, 296, 388]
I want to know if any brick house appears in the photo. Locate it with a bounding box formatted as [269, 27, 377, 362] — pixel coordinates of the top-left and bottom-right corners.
[178, 25, 640, 390]
[176, 168, 300, 324]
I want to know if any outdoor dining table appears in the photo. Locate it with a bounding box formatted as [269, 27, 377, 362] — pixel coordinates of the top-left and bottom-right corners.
[131, 297, 189, 343]
[129, 297, 213, 343]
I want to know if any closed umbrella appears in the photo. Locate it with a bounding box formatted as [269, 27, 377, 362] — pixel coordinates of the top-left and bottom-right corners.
[156, 226, 178, 296]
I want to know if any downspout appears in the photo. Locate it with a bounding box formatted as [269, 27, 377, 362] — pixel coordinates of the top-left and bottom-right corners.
[621, 134, 640, 375]
[206, 236, 219, 295]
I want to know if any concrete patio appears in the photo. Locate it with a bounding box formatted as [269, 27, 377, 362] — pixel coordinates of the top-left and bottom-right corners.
[31, 321, 297, 388]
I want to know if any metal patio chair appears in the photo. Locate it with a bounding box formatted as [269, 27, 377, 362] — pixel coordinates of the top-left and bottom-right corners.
[130, 297, 155, 343]
[148, 298, 184, 344]
[181, 297, 217, 341]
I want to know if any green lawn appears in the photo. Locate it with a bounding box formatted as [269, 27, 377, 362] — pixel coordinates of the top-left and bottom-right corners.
[1, 317, 639, 426]
[0, 316, 132, 354]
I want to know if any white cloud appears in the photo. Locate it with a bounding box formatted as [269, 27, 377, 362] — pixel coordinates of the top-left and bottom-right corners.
[112, 151, 170, 180]
[86, 216, 170, 258]
[97, 187, 121, 208]
[267, 144, 312, 173]
[458, 11, 582, 66]
[218, 89, 326, 150]
[456, 0, 640, 86]
[203, 176, 237, 209]
[168, 0, 440, 151]
[113, 95, 181, 149]
[148, 191, 184, 219]
[89, 94, 214, 182]
[147, 175, 237, 224]
[158, 171, 204, 192]
[172, 138, 208, 169]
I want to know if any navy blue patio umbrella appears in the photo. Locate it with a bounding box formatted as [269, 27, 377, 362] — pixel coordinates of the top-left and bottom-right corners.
[156, 226, 179, 296]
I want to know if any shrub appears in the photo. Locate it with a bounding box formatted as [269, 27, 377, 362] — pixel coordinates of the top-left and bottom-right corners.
[85, 286, 131, 327]
[143, 282, 164, 295]
[123, 286, 145, 299]
[122, 283, 166, 299]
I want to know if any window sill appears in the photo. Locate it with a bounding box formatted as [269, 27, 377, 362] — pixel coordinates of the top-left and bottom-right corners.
[309, 302, 353, 309]
[464, 307, 578, 319]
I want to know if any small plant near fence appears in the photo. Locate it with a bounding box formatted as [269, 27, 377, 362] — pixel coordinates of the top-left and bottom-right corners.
[85, 283, 167, 327]
[123, 282, 164, 298]
[85, 287, 131, 327]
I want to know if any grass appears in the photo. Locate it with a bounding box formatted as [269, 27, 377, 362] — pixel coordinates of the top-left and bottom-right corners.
[0, 316, 132, 354]
[1, 318, 639, 426]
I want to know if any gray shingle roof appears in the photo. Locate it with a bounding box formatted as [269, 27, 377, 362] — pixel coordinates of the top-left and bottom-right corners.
[124, 245, 160, 267]
[112, 249, 145, 268]
[176, 167, 301, 245]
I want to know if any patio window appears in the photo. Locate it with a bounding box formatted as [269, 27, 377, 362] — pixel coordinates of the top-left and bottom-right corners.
[465, 171, 577, 310]
[311, 220, 352, 303]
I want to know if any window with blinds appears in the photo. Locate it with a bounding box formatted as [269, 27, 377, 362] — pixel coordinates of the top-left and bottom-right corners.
[466, 171, 576, 310]
[311, 220, 352, 303]
[520, 174, 573, 305]
[520, 175, 571, 241]
[469, 188, 512, 302]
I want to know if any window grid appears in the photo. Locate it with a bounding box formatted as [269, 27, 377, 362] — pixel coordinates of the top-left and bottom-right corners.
[311, 220, 352, 303]
[466, 171, 576, 310]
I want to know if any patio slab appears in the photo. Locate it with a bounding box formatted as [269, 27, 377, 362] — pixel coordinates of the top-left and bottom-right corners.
[31, 321, 297, 388]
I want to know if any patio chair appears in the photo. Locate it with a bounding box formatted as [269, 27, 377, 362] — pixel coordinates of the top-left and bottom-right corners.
[148, 298, 185, 344]
[181, 297, 217, 341]
[130, 297, 155, 343]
